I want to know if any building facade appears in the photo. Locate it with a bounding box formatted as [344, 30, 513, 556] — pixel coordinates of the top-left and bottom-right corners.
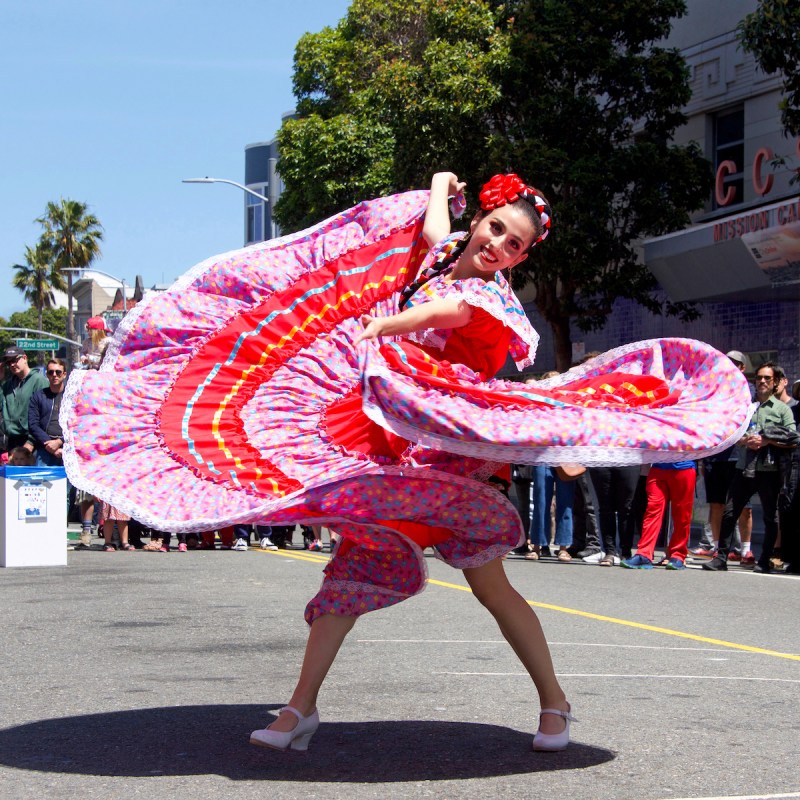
[525, 0, 799, 378]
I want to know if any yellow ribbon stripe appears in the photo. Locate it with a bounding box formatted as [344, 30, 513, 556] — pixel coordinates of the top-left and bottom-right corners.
[208, 269, 411, 476]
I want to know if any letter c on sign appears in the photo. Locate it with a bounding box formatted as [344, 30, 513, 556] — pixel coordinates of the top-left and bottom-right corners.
[753, 147, 774, 196]
[715, 160, 736, 206]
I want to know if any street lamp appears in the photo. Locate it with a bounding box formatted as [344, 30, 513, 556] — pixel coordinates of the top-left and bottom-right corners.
[183, 176, 273, 243]
[182, 177, 267, 203]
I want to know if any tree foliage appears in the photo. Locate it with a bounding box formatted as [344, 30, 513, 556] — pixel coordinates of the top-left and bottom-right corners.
[739, 0, 800, 137]
[11, 241, 67, 333]
[0, 307, 69, 366]
[36, 199, 103, 357]
[276, 0, 712, 368]
[276, 0, 512, 229]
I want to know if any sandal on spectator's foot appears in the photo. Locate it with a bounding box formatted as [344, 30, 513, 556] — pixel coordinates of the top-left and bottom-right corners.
[120, 543, 136, 551]
[103, 543, 117, 552]
[532, 705, 576, 752]
[524, 549, 540, 561]
[557, 550, 572, 562]
[143, 539, 163, 551]
[599, 554, 615, 566]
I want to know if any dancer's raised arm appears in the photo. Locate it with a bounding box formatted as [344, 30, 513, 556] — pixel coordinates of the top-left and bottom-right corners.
[422, 171, 465, 247]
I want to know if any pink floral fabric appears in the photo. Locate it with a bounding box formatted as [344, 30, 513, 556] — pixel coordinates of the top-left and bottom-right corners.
[60, 190, 752, 623]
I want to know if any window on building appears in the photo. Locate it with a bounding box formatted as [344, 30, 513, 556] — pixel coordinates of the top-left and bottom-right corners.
[712, 107, 744, 209]
[245, 183, 268, 244]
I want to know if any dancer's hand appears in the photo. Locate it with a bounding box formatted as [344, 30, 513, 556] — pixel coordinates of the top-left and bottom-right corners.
[354, 314, 385, 345]
[431, 171, 465, 196]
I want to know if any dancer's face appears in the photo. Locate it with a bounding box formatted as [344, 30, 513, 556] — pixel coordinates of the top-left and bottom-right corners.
[457, 203, 536, 279]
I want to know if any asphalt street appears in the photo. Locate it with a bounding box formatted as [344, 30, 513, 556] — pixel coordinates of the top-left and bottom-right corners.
[1, 540, 798, 800]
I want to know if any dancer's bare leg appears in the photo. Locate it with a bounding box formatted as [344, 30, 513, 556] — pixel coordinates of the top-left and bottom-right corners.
[269, 613, 357, 732]
[463, 558, 568, 734]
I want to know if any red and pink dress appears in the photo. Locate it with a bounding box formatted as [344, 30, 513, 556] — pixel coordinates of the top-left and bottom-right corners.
[61, 191, 751, 621]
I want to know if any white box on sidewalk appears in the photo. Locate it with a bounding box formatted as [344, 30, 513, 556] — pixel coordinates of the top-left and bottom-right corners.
[0, 465, 68, 567]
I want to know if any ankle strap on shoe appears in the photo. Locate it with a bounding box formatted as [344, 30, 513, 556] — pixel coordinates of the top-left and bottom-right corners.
[539, 708, 577, 722]
[280, 705, 309, 721]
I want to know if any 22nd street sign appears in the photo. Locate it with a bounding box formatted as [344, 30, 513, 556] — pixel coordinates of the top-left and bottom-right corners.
[15, 339, 59, 351]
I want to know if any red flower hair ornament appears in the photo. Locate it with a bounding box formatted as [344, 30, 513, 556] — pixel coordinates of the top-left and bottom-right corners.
[478, 173, 551, 245]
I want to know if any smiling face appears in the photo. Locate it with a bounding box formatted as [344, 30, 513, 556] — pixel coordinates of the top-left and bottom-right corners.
[452, 203, 538, 280]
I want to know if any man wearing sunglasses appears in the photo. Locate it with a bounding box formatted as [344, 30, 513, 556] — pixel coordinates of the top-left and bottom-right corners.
[1, 346, 48, 455]
[28, 358, 69, 468]
[703, 362, 796, 574]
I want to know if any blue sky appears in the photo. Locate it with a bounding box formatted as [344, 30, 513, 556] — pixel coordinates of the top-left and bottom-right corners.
[1, 0, 351, 321]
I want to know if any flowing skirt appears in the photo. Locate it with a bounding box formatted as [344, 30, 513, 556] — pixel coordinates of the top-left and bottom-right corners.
[60, 191, 751, 618]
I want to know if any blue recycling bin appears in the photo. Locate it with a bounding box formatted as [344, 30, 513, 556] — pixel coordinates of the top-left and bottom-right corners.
[0, 465, 68, 567]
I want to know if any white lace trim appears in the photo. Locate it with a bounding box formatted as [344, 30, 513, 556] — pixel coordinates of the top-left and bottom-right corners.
[360, 338, 753, 467]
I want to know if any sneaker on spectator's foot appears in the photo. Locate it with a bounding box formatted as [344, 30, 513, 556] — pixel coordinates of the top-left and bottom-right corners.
[582, 550, 605, 563]
[727, 551, 742, 562]
[665, 557, 686, 570]
[753, 562, 772, 574]
[308, 540, 322, 552]
[740, 552, 756, 567]
[178, 542, 188, 552]
[620, 554, 653, 569]
[576, 547, 602, 559]
[690, 546, 716, 558]
[260, 536, 278, 551]
[232, 538, 249, 551]
[702, 555, 728, 571]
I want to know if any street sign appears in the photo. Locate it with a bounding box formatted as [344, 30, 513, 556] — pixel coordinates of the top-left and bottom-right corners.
[15, 339, 59, 351]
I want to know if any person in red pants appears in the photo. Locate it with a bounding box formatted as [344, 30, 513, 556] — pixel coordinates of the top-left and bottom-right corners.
[620, 461, 697, 570]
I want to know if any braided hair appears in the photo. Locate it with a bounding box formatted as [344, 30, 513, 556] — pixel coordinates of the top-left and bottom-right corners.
[399, 173, 551, 310]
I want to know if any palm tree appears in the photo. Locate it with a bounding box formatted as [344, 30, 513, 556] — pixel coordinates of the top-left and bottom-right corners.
[11, 241, 67, 332]
[37, 199, 103, 361]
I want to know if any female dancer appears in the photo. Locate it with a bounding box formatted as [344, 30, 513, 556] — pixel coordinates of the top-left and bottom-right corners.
[251, 171, 574, 753]
[62, 170, 750, 755]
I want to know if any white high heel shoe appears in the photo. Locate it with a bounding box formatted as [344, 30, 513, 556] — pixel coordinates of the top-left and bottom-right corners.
[532, 705, 576, 752]
[250, 706, 320, 752]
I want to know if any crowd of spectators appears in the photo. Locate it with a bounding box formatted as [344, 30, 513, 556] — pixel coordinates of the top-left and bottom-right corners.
[509, 351, 799, 575]
[0, 342, 797, 573]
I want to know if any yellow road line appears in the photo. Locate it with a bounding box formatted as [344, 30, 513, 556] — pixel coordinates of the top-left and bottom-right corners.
[259, 552, 800, 662]
[427, 578, 800, 662]
[260, 549, 330, 564]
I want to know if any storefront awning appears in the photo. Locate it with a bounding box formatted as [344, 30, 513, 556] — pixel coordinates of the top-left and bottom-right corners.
[643, 196, 800, 302]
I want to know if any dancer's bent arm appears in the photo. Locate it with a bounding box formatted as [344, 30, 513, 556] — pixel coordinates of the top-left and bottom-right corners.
[354, 298, 471, 345]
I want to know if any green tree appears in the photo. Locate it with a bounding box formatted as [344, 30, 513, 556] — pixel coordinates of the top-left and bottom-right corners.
[0, 307, 69, 366]
[276, 0, 511, 230]
[36, 199, 103, 360]
[11, 241, 67, 333]
[739, 0, 800, 137]
[276, 0, 712, 369]
[497, 0, 711, 368]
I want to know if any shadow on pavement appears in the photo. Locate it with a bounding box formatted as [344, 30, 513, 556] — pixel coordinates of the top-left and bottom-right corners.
[0, 704, 614, 781]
